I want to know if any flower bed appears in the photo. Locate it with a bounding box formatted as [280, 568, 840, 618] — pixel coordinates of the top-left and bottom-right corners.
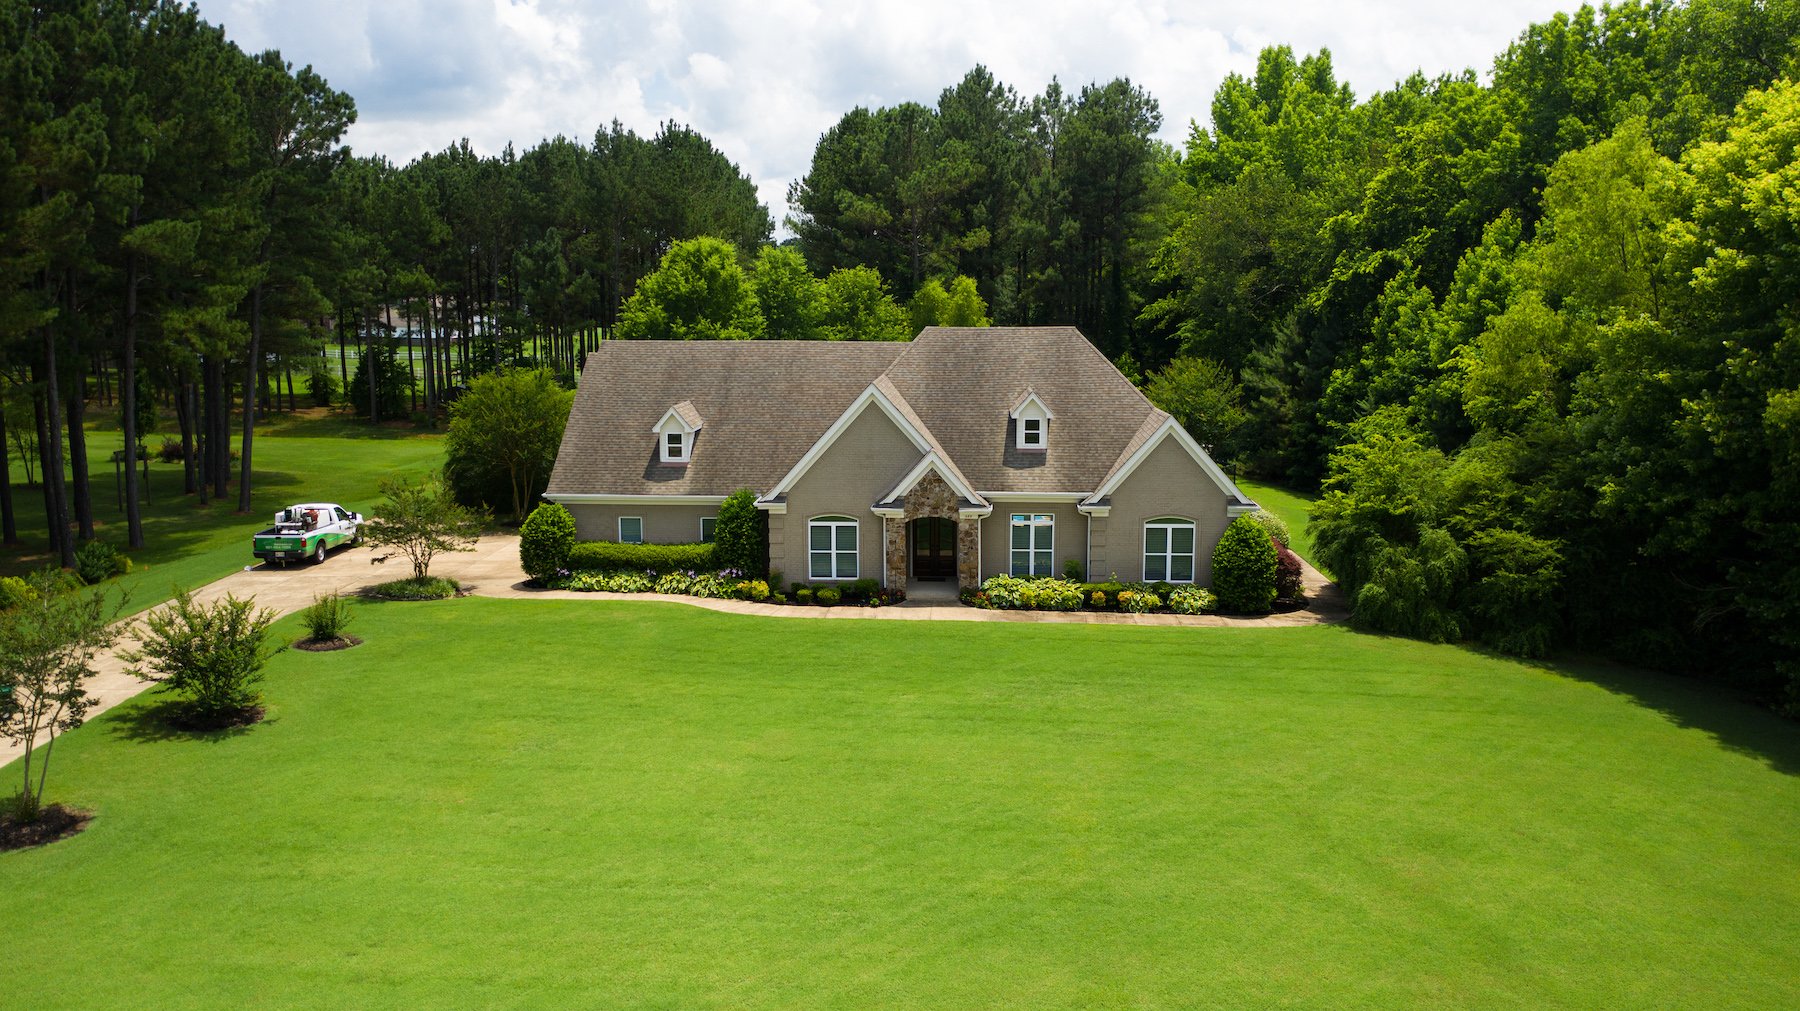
[967, 575, 1221, 616]
[542, 569, 904, 607]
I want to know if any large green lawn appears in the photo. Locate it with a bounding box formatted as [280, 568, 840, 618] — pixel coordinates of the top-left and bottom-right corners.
[4, 600, 1796, 1007]
[2, 410, 443, 610]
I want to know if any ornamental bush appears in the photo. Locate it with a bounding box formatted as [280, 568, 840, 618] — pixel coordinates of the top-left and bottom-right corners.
[817, 587, 842, 606]
[0, 576, 37, 611]
[1211, 516, 1277, 613]
[123, 590, 278, 726]
[1248, 509, 1291, 550]
[979, 575, 1084, 611]
[566, 540, 714, 574]
[518, 503, 577, 581]
[1274, 543, 1305, 601]
[713, 489, 767, 577]
[1168, 586, 1217, 614]
[1117, 588, 1162, 613]
[74, 540, 129, 586]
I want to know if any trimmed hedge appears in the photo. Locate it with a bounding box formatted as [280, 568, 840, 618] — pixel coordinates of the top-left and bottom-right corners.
[1212, 515, 1278, 613]
[518, 503, 577, 580]
[566, 540, 714, 574]
[713, 489, 766, 577]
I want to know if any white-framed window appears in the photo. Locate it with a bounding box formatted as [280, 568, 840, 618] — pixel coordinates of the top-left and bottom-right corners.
[700, 516, 716, 543]
[1021, 417, 1044, 449]
[1010, 513, 1054, 576]
[808, 516, 858, 580]
[662, 430, 689, 464]
[619, 516, 644, 544]
[1144, 518, 1196, 583]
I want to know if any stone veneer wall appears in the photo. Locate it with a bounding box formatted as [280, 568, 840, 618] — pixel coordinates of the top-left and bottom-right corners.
[882, 470, 980, 591]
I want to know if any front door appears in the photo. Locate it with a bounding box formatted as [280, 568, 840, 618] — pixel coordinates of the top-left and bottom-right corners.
[910, 517, 957, 581]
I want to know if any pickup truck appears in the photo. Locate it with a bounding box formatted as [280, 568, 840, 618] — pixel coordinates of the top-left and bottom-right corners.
[252, 503, 363, 567]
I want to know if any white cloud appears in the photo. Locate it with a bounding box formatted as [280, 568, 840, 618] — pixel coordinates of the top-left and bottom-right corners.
[194, 0, 1583, 232]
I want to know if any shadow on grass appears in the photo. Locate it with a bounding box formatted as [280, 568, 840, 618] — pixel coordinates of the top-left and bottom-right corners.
[1528, 650, 1800, 777]
[103, 698, 268, 746]
[1334, 619, 1800, 776]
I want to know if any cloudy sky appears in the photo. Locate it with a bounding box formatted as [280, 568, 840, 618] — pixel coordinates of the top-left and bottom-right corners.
[193, 1, 1580, 231]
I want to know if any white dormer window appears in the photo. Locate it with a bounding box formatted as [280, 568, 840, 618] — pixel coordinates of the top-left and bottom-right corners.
[1010, 390, 1053, 452]
[653, 401, 703, 466]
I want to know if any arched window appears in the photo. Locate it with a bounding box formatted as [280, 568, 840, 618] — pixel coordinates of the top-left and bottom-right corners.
[1143, 518, 1196, 583]
[809, 516, 859, 580]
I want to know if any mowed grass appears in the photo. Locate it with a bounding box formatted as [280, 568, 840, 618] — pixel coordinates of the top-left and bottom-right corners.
[1240, 478, 1324, 572]
[4, 600, 1797, 1008]
[1, 409, 444, 610]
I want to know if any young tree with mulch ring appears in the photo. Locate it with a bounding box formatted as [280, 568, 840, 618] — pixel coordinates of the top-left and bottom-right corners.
[0, 573, 123, 848]
[124, 590, 279, 730]
[365, 475, 487, 593]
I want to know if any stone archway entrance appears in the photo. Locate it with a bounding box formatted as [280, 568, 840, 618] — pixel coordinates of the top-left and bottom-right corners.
[883, 469, 980, 593]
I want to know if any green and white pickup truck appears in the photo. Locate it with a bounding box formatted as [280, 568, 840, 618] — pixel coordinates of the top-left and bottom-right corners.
[252, 503, 363, 567]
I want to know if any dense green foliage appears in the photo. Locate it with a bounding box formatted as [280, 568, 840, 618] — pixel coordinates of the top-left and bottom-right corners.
[565, 540, 715, 574]
[366, 576, 460, 601]
[1144, 357, 1247, 453]
[711, 490, 766, 577]
[72, 540, 128, 586]
[517, 503, 577, 581]
[443, 368, 572, 521]
[1210, 516, 1278, 613]
[122, 590, 276, 725]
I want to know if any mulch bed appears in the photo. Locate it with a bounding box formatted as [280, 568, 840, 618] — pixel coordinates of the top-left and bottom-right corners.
[165, 705, 265, 732]
[293, 635, 363, 652]
[0, 804, 92, 852]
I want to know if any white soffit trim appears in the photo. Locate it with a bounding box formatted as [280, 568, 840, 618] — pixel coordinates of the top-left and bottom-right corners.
[1009, 389, 1055, 420]
[981, 491, 1089, 502]
[766, 384, 934, 498]
[546, 493, 727, 505]
[1086, 417, 1252, 506]
[884, 451, 987, 507]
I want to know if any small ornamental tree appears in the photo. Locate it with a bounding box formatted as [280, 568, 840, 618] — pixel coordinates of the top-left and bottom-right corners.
[444, 367, 573, 522]
[1211, 515, 1278, 614]
[713, 488, 766, 577]
[365, 476, 487, 580]
[124, 590, 278, 727]
[519, 502, 577, 581]
[0, 575, 123, 823]
[1274, 543, 1305, 601]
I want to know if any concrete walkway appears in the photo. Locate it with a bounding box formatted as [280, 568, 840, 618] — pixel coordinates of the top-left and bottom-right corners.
[2, 535, 1344, 768]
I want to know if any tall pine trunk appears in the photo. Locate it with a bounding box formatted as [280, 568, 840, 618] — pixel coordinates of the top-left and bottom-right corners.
[35, 339, 75, 569]
[0, 400, 16, 545]
[238, 281, 263, 511]
[121, 242, 144, 547]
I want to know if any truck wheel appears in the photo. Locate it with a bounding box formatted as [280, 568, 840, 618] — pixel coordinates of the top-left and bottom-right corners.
[313, 540, 328, 564]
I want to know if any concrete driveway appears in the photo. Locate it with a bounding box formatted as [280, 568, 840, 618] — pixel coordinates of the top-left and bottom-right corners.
[0, 536, 527, 770]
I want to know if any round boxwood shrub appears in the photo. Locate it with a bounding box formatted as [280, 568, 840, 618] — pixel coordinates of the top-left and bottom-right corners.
[1212, 515, 1277, 614]
[518, 502, 577, 581]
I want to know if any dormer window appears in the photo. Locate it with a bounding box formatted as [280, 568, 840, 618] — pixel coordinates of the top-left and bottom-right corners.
[653, 400, 703, 466]
[1010, 390, 1053, 452]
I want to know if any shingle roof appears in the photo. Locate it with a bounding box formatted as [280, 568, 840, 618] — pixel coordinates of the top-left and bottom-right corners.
[546, 327, 1174, 498]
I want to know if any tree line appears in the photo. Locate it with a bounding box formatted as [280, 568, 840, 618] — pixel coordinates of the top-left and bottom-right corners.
[4, 0, 1799, 702]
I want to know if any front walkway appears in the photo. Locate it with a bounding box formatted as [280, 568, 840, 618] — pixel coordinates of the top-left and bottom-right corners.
[2, 535, 1345, 768]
